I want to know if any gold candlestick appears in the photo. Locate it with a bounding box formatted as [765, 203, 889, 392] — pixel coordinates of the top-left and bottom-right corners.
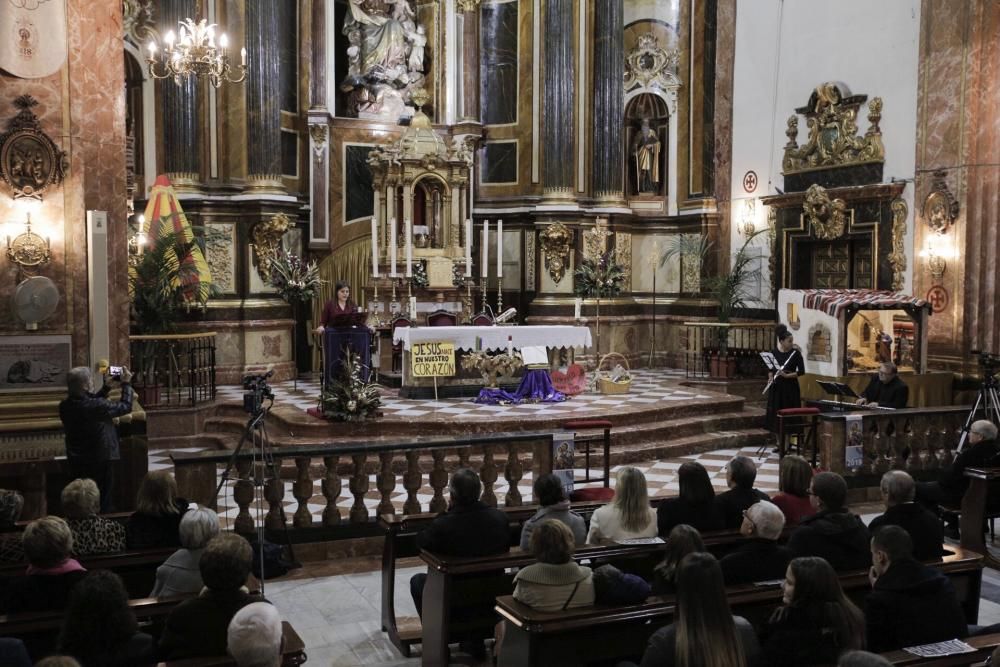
[481, 278, 488, 314]
[496, 285, 503, 314]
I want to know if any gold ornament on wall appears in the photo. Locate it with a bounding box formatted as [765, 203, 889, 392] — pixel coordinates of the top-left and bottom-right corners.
[803, 184, 848, 240]
[782, 82, 884, 175]
[922, 169, 959, 234]
[309, 124, 328, 162]
[889, 198, 908, 291]
[0, 95, 68, 201]
[583, 218, 611, 263]
[539, 222, 573, 285]
[624, 33, 680, 92]
[251, 212, 292, 282]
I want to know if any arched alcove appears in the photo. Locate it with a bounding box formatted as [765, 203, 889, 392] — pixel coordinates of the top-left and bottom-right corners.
[624, 93, 669, 199]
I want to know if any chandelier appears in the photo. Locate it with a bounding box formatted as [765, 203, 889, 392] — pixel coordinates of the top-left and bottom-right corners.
[146, 18, 246, 88]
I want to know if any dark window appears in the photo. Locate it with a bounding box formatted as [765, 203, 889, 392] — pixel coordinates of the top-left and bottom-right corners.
[281, 129, 298, 179]
[345, 145, 375, 221]
[481, 142, 517, 184]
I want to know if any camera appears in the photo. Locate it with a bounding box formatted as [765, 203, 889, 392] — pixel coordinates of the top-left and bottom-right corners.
[109, 365, 123, 379]
[242, 370, 275, 415]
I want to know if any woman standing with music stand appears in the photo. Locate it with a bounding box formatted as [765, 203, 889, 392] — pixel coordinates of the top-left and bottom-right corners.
[765, 324, 806, 434]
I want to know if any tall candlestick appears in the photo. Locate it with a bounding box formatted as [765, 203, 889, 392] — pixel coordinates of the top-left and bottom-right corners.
[465, 218, 472, 277]
[481, 220, 489, 279]
[405, 219, 412, 277]
[371, 217, 379, 277]
[409, 296, 416, 320]
[389, 217, 397, 276]
[496, 219, 503, 278]
[574, 297, 582, 320]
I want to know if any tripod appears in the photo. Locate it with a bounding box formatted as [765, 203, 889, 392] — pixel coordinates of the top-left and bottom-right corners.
[957, 370, 1000, 452]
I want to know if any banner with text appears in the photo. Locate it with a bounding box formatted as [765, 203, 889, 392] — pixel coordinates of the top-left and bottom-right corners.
[410, 341, 456, 377]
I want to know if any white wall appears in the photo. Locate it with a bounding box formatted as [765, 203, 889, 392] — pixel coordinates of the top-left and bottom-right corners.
[731, 0, 921, 305]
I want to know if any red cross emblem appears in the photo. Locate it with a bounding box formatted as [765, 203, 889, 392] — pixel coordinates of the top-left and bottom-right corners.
[926, 286, 948, 313]
[742, 171, 758, 193]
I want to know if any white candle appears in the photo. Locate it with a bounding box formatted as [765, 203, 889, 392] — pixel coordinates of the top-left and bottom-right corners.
[371, 217, 379, 277]
[389, 217, 397, 277]
[465, 218, 472, 277]
[405, 219, 412, 277]
[481, 220, 489, 279]
[574, 297, 582, 320]
[507, 335, 513, 356]
[496, 219, 503, 278]
[409, 296, 416, 320]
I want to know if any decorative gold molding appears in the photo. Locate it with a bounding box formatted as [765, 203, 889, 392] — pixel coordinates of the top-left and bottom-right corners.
[250, 213, 292, 282]
[803, 184, 848, 240]
[309, 124, 328, 162]
[456, 0, 481, 12]
[614, 232, 632, 291]
[583, 219, 611, 263]
[889, 198, 908, 291]
[922, 169, 959, 234]
[624, 33, 680, 92]
[525, 233, 536, 289]
[767, 207, 777, 295]
[123, 0, 158, 47]
[782, 82, 884, 175]
[0, 96, 68, 201]
[539, 222, 572, 285]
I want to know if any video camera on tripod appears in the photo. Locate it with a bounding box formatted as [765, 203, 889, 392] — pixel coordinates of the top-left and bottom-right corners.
[958, 350, 1000, 451]
[971, 350, 1000, 382]
[242, 371, 275, 415]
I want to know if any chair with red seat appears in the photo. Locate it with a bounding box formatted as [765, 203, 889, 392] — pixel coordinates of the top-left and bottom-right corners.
[776, 407, 821, 465]
[561, 420, 614, 502]
[471, 312, 494, 326]
[426, 309, 458, 327]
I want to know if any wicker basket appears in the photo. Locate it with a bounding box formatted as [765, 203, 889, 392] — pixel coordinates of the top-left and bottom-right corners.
[596, 352, 632, 394]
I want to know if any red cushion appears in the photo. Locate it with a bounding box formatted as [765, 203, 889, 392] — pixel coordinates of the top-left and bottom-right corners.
[777, 407, 821, 416]
[570, 487, 615, 502]
[563, 420, 613, 430]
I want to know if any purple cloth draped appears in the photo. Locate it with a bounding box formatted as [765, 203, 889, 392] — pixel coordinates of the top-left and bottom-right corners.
[514, 369, 567, 403]
[474, 387, 520, 405]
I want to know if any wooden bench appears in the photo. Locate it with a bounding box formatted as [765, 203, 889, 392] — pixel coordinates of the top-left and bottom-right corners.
[493, 545, 983, 667]
[157, 621, 306, 666]
[878, 631, 1000, 665]
[960, 466, 1000, 570]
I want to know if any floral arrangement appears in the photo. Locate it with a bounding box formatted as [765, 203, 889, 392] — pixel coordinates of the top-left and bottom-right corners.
[410, 259, 429, 289]
[269, 250, 323, 304]
[574, 251, 626, 298]
[322, 349, 382, 421]
[451, 261, 467, 287]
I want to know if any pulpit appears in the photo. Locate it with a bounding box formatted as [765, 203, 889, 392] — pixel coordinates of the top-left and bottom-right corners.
[324, 327, 373, 387]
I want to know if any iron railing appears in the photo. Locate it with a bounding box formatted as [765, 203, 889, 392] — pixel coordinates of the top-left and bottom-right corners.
[682, 322, 774, 379]
[129, 333, 217, 409]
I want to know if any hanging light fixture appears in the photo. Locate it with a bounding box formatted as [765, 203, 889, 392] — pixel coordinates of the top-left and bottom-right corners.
[146, 17, 246, 88]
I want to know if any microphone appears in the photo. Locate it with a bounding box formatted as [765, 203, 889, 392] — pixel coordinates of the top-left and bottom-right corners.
[495, 308, 518, 323]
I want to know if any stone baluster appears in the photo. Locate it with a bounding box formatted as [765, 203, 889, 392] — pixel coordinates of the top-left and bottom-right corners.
[293, 457, 313, 527]
[458, 447, 471, 470]
[349, 454, 370, 524]
[232, 458, 255, 534]
[504, 443, 523, 507]
[936, 416, 955, 469]
[882, 417, 898, 472]
[900, 418, 916, 471]
[322, 455, 342, 525]
[429, 450, 449, 514]
[403, 450, 422, 515]
[377, 452, 396, 517]
[480, 445, 498, 507]
[265, 473, 286, 530]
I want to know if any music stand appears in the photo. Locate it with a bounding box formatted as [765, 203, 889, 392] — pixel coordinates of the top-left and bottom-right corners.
[816, 380, 860, 406]
[759, 351, 780, 372]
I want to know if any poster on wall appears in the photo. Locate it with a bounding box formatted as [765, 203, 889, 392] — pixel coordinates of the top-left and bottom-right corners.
[551, 432, 575, 497]
[0, 0, 68, 80]
[0, 334, 70, 392]
[844, 414, 864, 470]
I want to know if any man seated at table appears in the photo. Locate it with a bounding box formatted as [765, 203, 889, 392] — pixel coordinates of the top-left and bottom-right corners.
[856, 362, 908, 409]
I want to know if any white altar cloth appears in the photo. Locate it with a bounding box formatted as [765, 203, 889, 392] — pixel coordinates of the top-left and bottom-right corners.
[392, 325, 592, 352]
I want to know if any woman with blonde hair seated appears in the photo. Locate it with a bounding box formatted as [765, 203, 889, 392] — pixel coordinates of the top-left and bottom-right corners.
[586, 467, 657, 544]
[151, 506, 220, 597]
[513, 520, 594, 611]
[127, 471, 189, 549]
[61, 478, 125, 556]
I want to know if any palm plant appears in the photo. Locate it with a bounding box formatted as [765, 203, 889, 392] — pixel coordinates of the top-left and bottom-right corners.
[704, 228, 768, 324]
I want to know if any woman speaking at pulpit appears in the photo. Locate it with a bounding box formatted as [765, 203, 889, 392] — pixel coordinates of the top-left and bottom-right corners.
[314, 282, 357, 334]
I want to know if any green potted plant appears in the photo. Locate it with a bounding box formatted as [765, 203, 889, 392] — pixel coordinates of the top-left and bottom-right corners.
[268, 249, 324, 389]
[574, 250, 626, 358]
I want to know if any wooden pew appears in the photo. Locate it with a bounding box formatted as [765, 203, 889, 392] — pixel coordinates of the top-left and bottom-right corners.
[493, 545, 983, 667]
[960, 466, 1000, 570]
[158, 621, 306, 666]
[879, 631, 1000, 665]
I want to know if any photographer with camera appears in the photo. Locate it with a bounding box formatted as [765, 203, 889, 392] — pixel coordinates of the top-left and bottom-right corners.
[58, 365, 134, 513]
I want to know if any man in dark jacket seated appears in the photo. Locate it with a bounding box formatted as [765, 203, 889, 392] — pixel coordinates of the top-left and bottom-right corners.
[719, 500, 791, 585]
[868, 470, 943, 560]
[856, 362, 908, 409]
[714, 456, 770, 529]
[918, 419, 999, 508]
[159, 532, 264, 659]
[787, 472, 871, 571]
[866, 526, 967, 652]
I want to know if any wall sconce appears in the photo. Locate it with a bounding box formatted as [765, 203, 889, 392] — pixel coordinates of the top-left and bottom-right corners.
[127, 214, 147, 267]
[926, 250, 946, 283]
[740, 198, 757, 237]
[920, 239, 955, 284]
[6, 212, 50, 273]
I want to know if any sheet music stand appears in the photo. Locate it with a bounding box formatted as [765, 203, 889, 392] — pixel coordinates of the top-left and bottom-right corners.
[816, 380, 860, 406]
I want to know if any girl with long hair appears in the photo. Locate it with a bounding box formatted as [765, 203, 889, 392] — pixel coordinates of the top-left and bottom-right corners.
[58, 570, 155, 665]
[656, 461, 724, 536]
[126, 471, 189, 549]
[651, 524, 705, 595]
[758, 556, 866, 665]
[638, 552, 758, 667]
[586, 467, 657, 544]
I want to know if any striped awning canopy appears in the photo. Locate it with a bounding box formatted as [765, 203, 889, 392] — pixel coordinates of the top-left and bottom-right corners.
[801, 289, 930, 318]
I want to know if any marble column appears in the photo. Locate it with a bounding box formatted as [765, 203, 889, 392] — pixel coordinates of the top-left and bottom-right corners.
[461, 2, 481, 121]
[310, 0, 326, 110]
[159, 0, 200, 188]
[542, 0, 575, 198]
[592, 0, 624, 202]
[245, 0, 283, 191]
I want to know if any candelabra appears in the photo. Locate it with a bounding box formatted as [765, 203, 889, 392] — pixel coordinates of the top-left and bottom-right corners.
[481, 277, 488, 314]
[496, 284, 503, 314]
[146, 17, 246, 87]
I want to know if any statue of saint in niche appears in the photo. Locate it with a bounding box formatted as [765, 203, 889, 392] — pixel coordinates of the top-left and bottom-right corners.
[631, 118, 661, 194]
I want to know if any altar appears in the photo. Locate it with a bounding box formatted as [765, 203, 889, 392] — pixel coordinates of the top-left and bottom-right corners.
[392, 325, 592, 398]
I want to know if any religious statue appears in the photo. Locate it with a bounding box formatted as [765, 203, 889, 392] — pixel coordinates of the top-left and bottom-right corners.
[631, 118, 661, 194]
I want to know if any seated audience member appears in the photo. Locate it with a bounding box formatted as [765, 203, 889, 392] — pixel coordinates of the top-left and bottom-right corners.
[61, 478, 126, 556]
[58, 570, 155, 666]
[0, 638, 31, 667]
[758, 556, 865, 666]
[868, 470, 943, 560]
[838, 651, 892, 667]
[656, 462, 724, 536]
[409, 468, 510, 617]
[513, 521, 595, 611]
[592, 563, 651, 606]
[635, 553, 760, 667]
[586, 467, 658, 544]
[714, 455, 770, 529]
[720, 500, 792, 586]
[865, 526, 967, 652]
[3, 516, 87, 613]
[651, 524, 705, 595]
[787, 472, 871, 571]
[519, 473, 586, 550]
[0, 489, 25, 562]
[151, 506, 220, 597]
[159, 533, 262, 659]
[771, 455, 815, 527]
[34, 657, 81, 667]
[228, 602, 283, 667]
[127, 471, 189, 549]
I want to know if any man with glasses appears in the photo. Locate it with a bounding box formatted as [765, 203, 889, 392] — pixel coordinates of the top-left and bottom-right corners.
[856, 362, 908, 409]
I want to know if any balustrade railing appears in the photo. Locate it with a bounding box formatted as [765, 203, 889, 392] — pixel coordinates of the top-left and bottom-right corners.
[682, 322, 774, 379]
[171, 432, 558, 534]
[129, 333, 217, 409]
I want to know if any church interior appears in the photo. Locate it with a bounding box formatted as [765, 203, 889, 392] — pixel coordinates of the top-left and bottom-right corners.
[1, 0, 1000, 665]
